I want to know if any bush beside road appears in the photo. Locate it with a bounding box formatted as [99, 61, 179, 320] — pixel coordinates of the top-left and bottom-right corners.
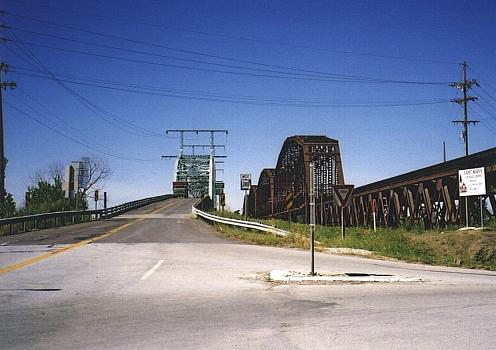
[212, 210, 496, 271]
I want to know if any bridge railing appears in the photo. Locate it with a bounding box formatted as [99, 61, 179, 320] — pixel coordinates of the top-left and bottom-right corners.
[192, 197, 289, 237]
[0, 194, 174, 236]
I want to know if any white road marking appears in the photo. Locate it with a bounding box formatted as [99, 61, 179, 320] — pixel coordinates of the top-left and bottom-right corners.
[140, 260, 164, 281]
[1, 242, 8, 246]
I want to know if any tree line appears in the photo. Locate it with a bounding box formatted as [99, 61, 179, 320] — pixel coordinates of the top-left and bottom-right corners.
[0, 157, 111, 218]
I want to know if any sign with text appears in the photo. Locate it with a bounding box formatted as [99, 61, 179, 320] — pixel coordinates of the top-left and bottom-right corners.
[458, 167, 486, 196]
[240, 173, 252, 191]
[333, 184, 354, 207]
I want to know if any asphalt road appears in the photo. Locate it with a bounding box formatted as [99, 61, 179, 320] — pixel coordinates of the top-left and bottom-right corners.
[1, 198, 496, 349]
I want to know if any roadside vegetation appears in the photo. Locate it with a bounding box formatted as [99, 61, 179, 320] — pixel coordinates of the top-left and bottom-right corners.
[212, 210, 496, 271]
[1, 158, 111, 219]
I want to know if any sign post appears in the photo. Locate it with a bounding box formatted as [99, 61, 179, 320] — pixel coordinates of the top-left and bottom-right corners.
[333, 184, 354, 239]
[372, 199, 377, 232]
[94, 190, 99, 210]
[240, 174, 252, 221]
[219, 192, 226, 211]
[458, 167, 486, 228]
[480, 196, 484, 229]
[309, 163, 315, 276]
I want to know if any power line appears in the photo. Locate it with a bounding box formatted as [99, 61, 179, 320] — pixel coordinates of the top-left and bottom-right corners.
[7, 26, 392, 82]
[2, 2, 459, 65]
[11, 69, 450, 108]
[4, 40, 170, 138]
[474, 86, 496, 107]
[1, 14, 450, 85]
[5, 38, 450, 85]
[13, 66, 449, 105]
[6, 25, 455, 85]
[4, 100, 158, 162]
[9, 89, 137, 157]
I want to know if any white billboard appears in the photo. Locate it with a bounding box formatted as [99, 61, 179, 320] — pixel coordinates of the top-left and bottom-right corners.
[458, 167, 486, 197]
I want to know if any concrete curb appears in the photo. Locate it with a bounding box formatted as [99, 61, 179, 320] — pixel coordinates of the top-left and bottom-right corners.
[269, 270, 423, 283]
[323, 247, 374, 257]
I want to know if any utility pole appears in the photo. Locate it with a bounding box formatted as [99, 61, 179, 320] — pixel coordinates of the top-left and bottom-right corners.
[450, 61, 479, 227]
[451, 61, 479, 156]
[0, 62, 16, 201]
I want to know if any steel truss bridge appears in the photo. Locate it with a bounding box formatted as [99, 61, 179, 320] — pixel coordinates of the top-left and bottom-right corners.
[245, 135, 344, 224]
[352, 147, 496, 228]
[165, 129, 227, 207]
[245, 136, 496, 228]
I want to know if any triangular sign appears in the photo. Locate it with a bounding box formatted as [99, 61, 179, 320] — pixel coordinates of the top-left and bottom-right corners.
[333, 185, 354, 207]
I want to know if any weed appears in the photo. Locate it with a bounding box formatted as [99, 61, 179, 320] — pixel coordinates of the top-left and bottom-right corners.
[209, 209, 496, 271]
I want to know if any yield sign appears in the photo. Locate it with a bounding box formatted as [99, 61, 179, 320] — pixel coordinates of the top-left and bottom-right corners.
[333, 185, 354, 207]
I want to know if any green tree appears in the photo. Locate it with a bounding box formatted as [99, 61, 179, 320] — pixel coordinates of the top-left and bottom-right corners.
[0, 157, 16, 218]
[25, 163, 87, 214]
[0, 192, 15, 218]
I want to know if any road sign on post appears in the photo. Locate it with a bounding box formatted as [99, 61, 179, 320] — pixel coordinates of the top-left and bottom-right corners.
[240, 173, 251, 191]
[333, 185, 354, 239]
[458, 167, 486, 196]
[240, 174, 251, 221]
[458, 167, 486, 228]
[333, 185, 354, 207]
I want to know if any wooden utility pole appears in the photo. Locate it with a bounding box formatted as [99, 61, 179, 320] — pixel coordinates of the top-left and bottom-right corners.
[0, 62, 17, 201]
[451, 61, 479, 156]
[451, 61, 479, 227]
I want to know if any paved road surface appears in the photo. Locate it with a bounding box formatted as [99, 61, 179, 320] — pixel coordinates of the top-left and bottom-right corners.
[1, 198, 496, 349]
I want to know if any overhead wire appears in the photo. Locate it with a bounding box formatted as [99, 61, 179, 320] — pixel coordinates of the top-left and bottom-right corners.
[4, 100, 158, 161]
[7, 38, 445, 85]
[1, 12, 451, 85]
[10, 68, 450, 108]
[3, 0, 460, 65]
[10, 89, 127, 156]
[7, 27, 393, 83]
[3, 37, 172, 138]
[472, 108, 496, 135]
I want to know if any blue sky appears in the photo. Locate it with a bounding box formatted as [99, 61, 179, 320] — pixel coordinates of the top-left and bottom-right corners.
[2, 0, 496, 210]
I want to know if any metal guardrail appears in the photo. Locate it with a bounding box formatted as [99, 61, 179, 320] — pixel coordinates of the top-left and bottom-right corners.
[192, 199, 289, 237]
[0, 194, 174, 236]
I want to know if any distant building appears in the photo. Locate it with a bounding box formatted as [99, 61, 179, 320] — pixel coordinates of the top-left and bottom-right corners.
[62, 157, 90, 198]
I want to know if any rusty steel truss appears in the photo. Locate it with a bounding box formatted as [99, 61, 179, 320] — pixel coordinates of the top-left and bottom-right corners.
[246, 135, 495, 228]
[246, 135, 344, 223]
[352, 148, 496, 228]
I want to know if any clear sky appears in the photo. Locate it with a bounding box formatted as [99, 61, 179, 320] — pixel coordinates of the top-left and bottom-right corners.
[2, 0, 495, 210]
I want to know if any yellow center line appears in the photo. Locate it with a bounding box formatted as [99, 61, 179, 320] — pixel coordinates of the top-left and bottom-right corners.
[0, 199, 182, 276]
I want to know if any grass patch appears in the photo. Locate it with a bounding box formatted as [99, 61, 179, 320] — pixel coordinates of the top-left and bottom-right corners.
[211, 210, 496, 270]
